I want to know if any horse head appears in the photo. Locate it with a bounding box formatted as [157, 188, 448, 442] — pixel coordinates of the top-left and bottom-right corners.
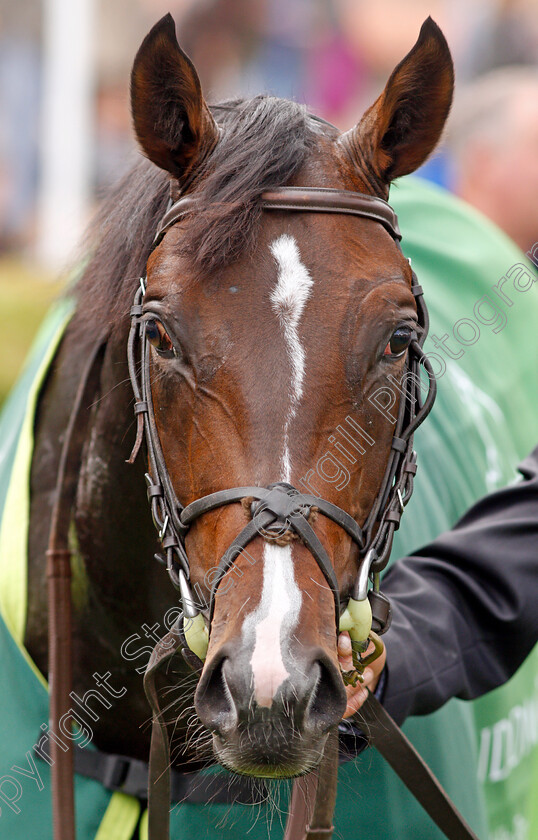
[129, 14, 453, 778]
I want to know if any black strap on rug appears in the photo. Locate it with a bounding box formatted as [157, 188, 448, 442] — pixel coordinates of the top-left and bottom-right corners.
[35, 738, 267, 805]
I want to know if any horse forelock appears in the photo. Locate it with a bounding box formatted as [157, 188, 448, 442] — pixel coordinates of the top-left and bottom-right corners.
[73, 96, 327, 341]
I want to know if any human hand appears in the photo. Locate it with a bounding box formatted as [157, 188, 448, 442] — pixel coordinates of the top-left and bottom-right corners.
[337, 631, 387, 718]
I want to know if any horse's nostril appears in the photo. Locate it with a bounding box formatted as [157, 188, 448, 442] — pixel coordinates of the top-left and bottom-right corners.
[307, 659, 347, 732]
[194, 655, 236, 734]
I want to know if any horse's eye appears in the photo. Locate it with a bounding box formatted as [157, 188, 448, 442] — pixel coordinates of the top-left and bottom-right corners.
[383, 326, 413, 358]
[145, 319, 175, 358]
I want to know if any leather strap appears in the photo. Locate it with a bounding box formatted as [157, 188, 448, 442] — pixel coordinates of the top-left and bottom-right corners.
[143, 620, 184, 840]
[180, 487, 365, 548]
[261, 187, 401, 241]
[47, 338, 106, 840]
[284, 773, 318, 840]
[360, 692, 480, 840]
[303, 729, 339, 840]
[283, 729, 339, 840]
[154, 186, 401, 246]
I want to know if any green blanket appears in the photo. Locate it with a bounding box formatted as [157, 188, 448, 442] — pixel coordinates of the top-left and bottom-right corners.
[0, 176, 536, 839]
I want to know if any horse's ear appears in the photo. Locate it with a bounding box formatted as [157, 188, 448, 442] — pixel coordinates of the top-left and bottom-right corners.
[130, 14, 218, 179]
[341, 17, 453, 188]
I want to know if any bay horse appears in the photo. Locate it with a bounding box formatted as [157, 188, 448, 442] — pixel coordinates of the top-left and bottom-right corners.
[24, 13, 453, 838]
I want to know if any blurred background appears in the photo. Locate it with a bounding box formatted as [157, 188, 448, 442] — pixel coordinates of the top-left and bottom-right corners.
[1, 0, 537, 403]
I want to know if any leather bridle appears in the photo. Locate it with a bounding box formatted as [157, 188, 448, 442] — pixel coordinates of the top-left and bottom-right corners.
[46, 180, 480, 840]
[127, 185, 437, 650]
[125, 183, 479, 840]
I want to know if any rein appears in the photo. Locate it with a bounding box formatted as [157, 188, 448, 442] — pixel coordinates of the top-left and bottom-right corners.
[47, 185, 480, 840]
[46, 339, 106, 840]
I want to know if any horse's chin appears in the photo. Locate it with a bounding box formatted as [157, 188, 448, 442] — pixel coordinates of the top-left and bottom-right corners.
[212, 731, 327, 779]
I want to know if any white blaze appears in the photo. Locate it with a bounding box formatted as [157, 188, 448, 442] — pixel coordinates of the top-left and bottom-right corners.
[270, 234, 313, 481]
[246, 542, 302, 707]
[242, 236, 310, 707]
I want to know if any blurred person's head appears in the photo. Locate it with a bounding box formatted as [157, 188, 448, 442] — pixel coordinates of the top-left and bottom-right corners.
[333, 0, 448, 77]
[448, 67, 538, 252]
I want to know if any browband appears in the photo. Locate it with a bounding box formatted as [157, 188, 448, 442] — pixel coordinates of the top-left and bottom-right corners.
[261, 187, 401, 240]
[154, 186, 401, 246]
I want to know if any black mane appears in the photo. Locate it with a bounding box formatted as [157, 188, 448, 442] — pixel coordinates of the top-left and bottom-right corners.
[75, 96, 323, 334]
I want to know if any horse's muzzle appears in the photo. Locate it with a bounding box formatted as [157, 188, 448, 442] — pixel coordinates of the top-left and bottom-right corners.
[194, 645, 346, 777]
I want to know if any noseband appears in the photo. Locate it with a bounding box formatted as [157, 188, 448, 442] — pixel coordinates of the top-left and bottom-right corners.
[127, 185, 437, 659]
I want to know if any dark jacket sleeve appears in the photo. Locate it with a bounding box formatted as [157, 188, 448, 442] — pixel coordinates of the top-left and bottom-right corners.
[381, 445, 538, 726]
